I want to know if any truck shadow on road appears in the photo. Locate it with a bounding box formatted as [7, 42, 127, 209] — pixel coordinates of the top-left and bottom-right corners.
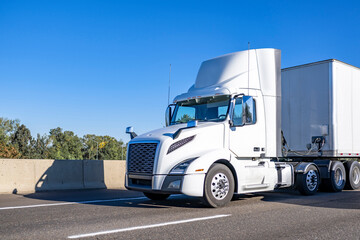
[23, 189, 360, 210]
[23, 189, 206, 209]
[231, 189, 360, 210]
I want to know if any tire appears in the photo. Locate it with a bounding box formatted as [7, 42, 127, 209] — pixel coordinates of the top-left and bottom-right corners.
[203, 163, 234, 208]
[344, 161, 360, 190]
[296, 165, 320, 195]
[143, 192, 170, 200]
[322, 161, 346, 192]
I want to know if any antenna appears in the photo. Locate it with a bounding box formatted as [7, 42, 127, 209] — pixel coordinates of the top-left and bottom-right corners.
[247, 42, 250, 95]
[168, 64, 171, 105]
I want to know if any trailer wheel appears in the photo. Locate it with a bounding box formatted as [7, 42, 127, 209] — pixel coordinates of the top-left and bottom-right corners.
[143, 192, 170, 200]
[322, 161, 346, 192]
[203, 163, 234, 208]
[344, 161, 360, 190]
[296, 165, 320, 195]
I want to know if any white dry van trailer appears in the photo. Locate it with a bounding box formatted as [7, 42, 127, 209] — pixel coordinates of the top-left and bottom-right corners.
[125, 49, 360, 207]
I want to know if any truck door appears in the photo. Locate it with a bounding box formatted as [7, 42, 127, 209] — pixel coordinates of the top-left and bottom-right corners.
[229, 96, 269, 190]
[229, 95, 265, 157]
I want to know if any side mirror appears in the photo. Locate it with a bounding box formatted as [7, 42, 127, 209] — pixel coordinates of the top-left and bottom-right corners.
[165, 104, 176, 127]
[126, 126, 137, 139]
[126, 126, 133, 134]
[242, 96, 256, 124]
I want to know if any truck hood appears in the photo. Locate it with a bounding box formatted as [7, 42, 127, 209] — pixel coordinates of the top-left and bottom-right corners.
[128, 121, 226, 174]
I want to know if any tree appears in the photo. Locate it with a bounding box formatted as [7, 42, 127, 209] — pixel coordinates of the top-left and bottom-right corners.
[0, 142, 21, 158]
[82, 134, 125, 160]
[82, 134, 99, 160]
[32, 134, 50, 159]
[0, 117, 127, 160]
[244, 104, 252, 123]
[11, 124, 33, 158]
[98, 136, 124, 160]
[0, 118, 21, 159]
[0, 118, 20, 144]
[49, 127, 83, 160]
[179, 114, 193, 123]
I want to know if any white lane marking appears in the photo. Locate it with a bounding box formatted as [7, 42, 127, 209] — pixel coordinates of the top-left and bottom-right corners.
[0, 197, 147, 211]
[68, 214, 231, 239]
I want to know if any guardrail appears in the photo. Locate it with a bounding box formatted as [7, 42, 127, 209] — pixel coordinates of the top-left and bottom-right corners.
[0, 159, 126, 194]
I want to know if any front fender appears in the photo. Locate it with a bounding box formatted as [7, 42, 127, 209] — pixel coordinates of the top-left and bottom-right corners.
[185, 149, 232, 174]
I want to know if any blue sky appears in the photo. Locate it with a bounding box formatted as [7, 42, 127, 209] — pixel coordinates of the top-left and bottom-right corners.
[1, 0, 359, 143]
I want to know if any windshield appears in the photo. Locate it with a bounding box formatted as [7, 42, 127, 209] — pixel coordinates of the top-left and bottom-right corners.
[171, 95, 230, 125]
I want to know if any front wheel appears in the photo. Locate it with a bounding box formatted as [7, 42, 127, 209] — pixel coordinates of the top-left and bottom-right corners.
[143, 192, 170, 200]
[296, 165, 320, 195]
[203, 163, 234, 208]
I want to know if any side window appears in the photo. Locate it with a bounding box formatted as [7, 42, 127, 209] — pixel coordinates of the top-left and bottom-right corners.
[232, 96, 256, 126]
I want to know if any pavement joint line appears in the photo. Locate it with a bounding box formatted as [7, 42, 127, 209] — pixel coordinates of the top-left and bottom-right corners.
[0, 197, 148, 210]
[67, 214, 231, 239]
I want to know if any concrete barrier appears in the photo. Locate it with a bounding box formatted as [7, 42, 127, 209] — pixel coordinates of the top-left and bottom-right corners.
[103, 160, 126, 189]
[0, 159, 126, 194]
[83, 160, 106, 189]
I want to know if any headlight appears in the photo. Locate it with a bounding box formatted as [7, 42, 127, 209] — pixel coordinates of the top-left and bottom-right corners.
[167, 135, 195, 154]
[169, 158, 197, 175]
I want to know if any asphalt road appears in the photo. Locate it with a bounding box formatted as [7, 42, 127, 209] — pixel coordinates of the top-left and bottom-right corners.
[0, 188, 359, 240]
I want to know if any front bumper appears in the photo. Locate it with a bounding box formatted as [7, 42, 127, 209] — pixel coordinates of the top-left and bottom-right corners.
[125, 173, 205, 197]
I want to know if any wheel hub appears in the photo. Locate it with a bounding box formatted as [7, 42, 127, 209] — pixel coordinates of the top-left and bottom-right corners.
[211, 173, 229, 200]
[306, 170, 318, 191]
[353, 166, 360, 185]
[334, 168, 344, 187]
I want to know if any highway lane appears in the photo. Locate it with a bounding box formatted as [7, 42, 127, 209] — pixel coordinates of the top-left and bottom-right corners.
[0, 189, 359, 240]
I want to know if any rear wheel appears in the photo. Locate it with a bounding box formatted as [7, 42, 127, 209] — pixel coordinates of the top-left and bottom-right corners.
[143, 192, 170, 200]
[296, 165, 320, 195]
[344, 161, 360, 190]
[322, 161, 346, 192]
[203, 163, 234, 208]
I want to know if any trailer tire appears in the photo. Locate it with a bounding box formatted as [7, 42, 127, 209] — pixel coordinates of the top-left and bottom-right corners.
[203, 163, 234, 208]
[296, 165, 320, 195]
[143, 192, 170, 200]
[344, 161, 360, 190]
[322, 161, 346, 192]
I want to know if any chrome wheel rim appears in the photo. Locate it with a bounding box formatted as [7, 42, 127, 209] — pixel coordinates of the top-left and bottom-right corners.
[353, 166, 360, 185]
[306, 170, 318, 191]
[334, 168, 344, 187]
[211, 172, 229, 200]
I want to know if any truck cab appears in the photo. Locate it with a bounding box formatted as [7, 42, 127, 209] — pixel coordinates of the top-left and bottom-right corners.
[125, 48, 297, 207]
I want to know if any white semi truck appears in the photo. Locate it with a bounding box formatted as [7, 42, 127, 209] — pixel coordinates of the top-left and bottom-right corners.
[125, 48, 360, 207]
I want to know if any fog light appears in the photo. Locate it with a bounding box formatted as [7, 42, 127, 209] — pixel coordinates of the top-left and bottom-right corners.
[168, 180, 181, 189]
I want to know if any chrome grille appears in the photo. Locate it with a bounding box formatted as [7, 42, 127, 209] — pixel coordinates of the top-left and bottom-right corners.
[127, 143, 157, 174]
